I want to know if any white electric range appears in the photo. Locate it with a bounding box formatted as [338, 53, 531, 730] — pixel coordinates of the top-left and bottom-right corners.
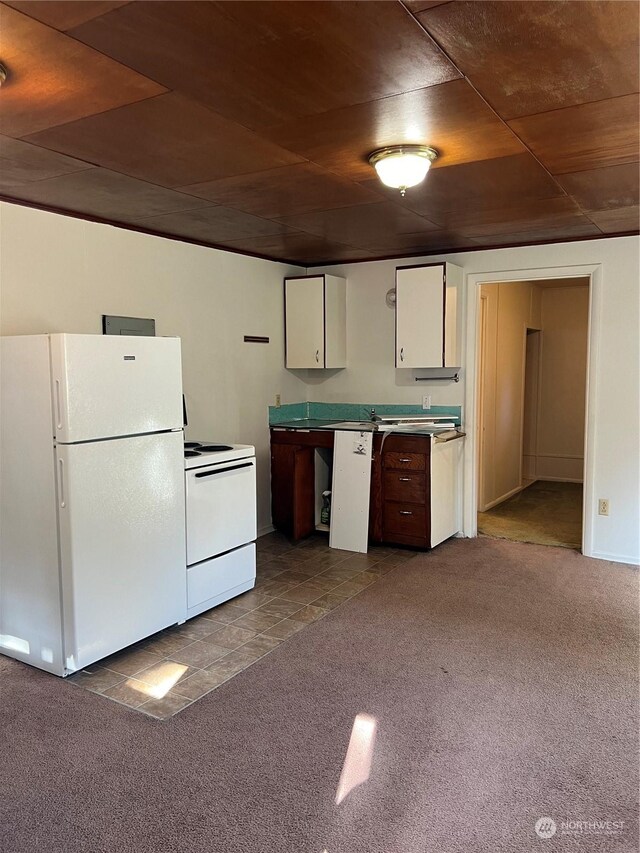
[183, 441, 257, 619]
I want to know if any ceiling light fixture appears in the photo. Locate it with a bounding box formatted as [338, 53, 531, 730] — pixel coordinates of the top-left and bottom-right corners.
[368, 145, 438, 196]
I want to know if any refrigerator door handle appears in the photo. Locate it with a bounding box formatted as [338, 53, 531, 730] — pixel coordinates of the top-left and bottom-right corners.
[55, 379, 63, 430]
[58, 458, 66, 508]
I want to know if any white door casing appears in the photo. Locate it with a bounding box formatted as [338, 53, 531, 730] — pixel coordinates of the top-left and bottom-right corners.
[463, 264, 600, 558]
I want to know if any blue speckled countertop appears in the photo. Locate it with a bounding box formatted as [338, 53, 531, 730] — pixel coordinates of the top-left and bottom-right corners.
[270, 418, 462, 437]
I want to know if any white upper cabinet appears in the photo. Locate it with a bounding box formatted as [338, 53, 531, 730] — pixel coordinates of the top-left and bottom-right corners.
[395, 263, 461, 368]
[285, 274, 346, 369]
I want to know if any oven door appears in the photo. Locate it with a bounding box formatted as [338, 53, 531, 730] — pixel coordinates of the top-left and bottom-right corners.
[185, 457, 257, 566]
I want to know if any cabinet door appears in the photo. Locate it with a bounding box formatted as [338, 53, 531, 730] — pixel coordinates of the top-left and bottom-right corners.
[293, 447, 316, 539]
[285, 277, 325, 368]
[270, 442, 315, 540]
[271, 443, 296, 535]
[396, 265, 445, 368]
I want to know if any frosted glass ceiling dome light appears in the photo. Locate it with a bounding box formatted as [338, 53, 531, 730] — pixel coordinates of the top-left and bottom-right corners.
[368, 145, 438, 196]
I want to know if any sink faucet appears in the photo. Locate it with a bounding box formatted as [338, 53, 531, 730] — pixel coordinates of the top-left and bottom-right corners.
[369, 407, 382, 423]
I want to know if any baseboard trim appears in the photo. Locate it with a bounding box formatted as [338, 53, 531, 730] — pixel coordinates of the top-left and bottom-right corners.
[591, 550, 639, 566]
[258, 524, 275, 538]
[535, 475, 584, 484]
[480, 484, 524, 512]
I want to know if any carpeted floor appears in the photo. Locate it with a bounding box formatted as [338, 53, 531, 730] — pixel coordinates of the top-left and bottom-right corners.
[1, 537, 638, 853]
[478, 480, 583, 549]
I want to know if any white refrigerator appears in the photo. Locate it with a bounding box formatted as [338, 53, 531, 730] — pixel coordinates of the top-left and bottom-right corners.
[0, 333, 187, 676]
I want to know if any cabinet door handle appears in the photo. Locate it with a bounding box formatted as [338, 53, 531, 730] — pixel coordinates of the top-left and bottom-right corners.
[400, 347, 404, 362]
[315, 349, 320, 363]
[399, 457, 411, 463]
[399, 477, 411, 482]
[399, 510, 413, 516]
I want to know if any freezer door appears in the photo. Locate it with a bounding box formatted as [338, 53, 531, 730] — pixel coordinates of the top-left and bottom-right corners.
[50, 334, 183, 442]
[56, 431, 186, 673]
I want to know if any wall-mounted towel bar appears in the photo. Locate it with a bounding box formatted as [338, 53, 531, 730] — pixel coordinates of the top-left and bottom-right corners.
[415, 373, 460, 383]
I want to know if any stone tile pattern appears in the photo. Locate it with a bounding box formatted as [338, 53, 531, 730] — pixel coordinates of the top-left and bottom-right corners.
[66, 533, 416, 719]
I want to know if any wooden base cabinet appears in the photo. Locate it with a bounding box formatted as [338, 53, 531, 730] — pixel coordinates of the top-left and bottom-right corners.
[380, 436, 431, 548]
[271, 429, 462, 550]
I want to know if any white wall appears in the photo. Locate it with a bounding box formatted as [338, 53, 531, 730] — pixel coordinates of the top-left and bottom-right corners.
[2, 203, 638, 563]
[478, 281, 537, 510]
[314, 235, 640, 565]
[0, 202, 306, 534]
[535, 285, 589, 482]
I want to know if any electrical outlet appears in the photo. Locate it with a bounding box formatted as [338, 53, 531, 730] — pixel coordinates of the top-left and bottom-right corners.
[275, 394, 281, 408]
[422, 395, 431, 410]
[598, 499, 609, 516]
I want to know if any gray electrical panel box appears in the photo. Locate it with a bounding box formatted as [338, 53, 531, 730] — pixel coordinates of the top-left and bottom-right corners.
[102, 315, 156, 336]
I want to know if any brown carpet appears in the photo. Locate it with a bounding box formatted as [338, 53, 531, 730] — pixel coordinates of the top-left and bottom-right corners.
[478, 480, 583, 549]
[1, 538, 638, 853]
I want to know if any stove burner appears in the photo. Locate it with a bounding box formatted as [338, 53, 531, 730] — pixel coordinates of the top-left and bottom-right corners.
[184, 442, 202, 448]
[184, 450, 202, 458]
[197, 444, 234, 452]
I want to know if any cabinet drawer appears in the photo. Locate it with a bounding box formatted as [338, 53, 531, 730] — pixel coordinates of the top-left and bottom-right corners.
[383, 470, 426, 504]
[383, 451, 426, 471]
[383, 501, 427, 538]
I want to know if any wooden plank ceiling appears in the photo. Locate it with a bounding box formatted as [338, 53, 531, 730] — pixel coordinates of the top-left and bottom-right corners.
[0, 0, 638, 264]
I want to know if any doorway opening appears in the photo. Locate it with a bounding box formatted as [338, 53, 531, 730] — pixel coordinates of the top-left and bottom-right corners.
[476, 276, 590, 549]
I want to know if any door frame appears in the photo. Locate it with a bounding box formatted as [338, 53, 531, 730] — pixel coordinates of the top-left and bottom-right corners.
[462, 263, 601, 557]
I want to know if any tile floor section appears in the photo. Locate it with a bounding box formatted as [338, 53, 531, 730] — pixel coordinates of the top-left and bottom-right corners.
[67, 533, 417, 719]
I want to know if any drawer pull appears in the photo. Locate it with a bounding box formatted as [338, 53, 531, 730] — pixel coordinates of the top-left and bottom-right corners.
[399, 477, 411, 482]
[399, 510, 413, 516]
[399, 458, 411, 463]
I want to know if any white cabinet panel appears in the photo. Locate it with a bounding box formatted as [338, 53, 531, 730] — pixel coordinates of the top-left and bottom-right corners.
[329, 431, 373, 554]
[430, 435, 463, 547]
[285, 275, 346, 368]
[324, 274, 347, 368]
[395, 263, 461, 368]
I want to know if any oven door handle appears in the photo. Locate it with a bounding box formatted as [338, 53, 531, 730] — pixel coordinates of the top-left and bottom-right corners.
[194, 462, 254, 478]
